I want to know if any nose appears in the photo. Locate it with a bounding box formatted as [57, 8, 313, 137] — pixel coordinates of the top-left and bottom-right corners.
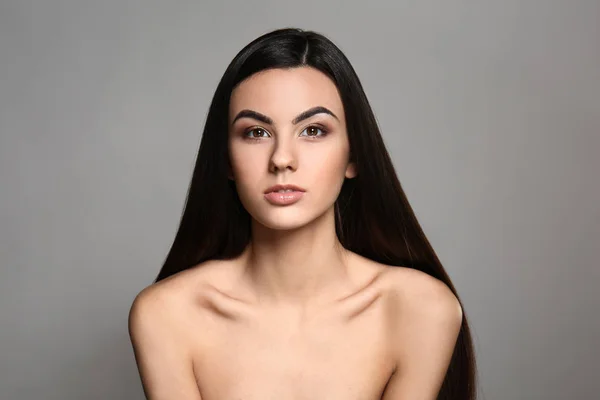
[269, 136, 298, 173]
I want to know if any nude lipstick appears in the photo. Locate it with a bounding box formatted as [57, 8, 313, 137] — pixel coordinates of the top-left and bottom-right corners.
[264, 184, 306, 206]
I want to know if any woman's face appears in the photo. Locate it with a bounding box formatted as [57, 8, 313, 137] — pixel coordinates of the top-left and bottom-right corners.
[228, 66, 356, 230]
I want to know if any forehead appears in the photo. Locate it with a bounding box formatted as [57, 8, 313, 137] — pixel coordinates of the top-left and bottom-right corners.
[229, 67, 344, 124]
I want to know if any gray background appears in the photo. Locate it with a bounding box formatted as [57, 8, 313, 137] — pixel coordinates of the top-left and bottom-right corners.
[1, 1, 598, 399]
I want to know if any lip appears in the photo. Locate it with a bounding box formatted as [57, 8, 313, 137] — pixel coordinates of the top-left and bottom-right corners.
[264, 184, 306, 194]
[264, 184, 306, 206]
[264, 191, 305, 205]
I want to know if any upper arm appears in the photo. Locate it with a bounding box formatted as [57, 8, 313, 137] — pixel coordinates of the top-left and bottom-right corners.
[382, 271, 463, 400]
[128, 287, 203, 400]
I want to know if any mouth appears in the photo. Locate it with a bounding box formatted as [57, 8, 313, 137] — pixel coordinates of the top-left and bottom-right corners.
[264, 184, 306, 194]
[264, 184, 306, 206]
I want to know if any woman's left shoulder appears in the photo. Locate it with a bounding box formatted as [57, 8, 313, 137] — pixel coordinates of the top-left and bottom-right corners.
[379, 265, 463, 323]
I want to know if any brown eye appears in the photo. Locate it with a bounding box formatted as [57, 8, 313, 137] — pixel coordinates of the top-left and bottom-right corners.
[245, 127, 269, 139]
[300, 125, 328, 138]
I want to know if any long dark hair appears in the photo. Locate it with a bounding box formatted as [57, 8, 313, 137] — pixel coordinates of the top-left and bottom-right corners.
[155, 27, 477, 399]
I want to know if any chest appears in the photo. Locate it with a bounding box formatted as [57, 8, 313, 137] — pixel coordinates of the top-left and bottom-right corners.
[191, 302, 395, 400]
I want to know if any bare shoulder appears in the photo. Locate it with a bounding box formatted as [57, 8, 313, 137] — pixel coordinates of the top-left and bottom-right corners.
[127, 260, 226, 399]
[346, 253, 463, 334]
[129, 259, 227, 326]
[127, 259, 231, 363]
[376, 265, 464, 399]
[379, 265, 462, 321]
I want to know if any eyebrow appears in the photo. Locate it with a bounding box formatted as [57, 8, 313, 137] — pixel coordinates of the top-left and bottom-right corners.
[231, 106, 339, 127]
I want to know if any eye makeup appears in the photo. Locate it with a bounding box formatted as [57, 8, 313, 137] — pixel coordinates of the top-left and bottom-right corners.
[242, 124, 331, 142]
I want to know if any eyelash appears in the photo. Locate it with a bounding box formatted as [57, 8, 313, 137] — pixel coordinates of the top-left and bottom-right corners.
[243, 125, 329, 141]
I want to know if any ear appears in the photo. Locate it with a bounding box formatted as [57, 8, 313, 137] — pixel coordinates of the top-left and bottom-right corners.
[345, 161, 357, 179]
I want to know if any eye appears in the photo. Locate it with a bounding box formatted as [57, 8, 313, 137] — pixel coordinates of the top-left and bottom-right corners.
[244, 127, 270, 140]
[300, 125, 328, 138]
[243, 125, 329, 141]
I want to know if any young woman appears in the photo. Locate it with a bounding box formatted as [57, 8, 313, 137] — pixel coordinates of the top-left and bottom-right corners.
[128, 27, 477, 400]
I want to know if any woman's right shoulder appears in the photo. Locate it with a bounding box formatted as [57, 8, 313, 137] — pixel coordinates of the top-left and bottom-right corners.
[129, 259, 228, 324]
[127, 261, 227, 399]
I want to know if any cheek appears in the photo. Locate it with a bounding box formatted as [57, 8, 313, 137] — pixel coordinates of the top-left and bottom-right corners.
[304, 143, 350, 191]
[313, 139, 350, 171]
[229, 145, 262, 180]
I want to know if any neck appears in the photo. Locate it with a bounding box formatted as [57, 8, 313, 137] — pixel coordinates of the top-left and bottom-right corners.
[239, 207, 352, 308]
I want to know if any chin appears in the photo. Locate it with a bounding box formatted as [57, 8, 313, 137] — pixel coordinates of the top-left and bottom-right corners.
[250, 202, 336, 232]
[252, 212, 313, 231]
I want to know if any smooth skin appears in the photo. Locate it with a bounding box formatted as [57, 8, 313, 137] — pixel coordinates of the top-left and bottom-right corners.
[128, 66, 463, 399]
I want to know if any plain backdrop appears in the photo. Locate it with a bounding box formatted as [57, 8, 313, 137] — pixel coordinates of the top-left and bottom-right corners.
[1, 1, 598, 399]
